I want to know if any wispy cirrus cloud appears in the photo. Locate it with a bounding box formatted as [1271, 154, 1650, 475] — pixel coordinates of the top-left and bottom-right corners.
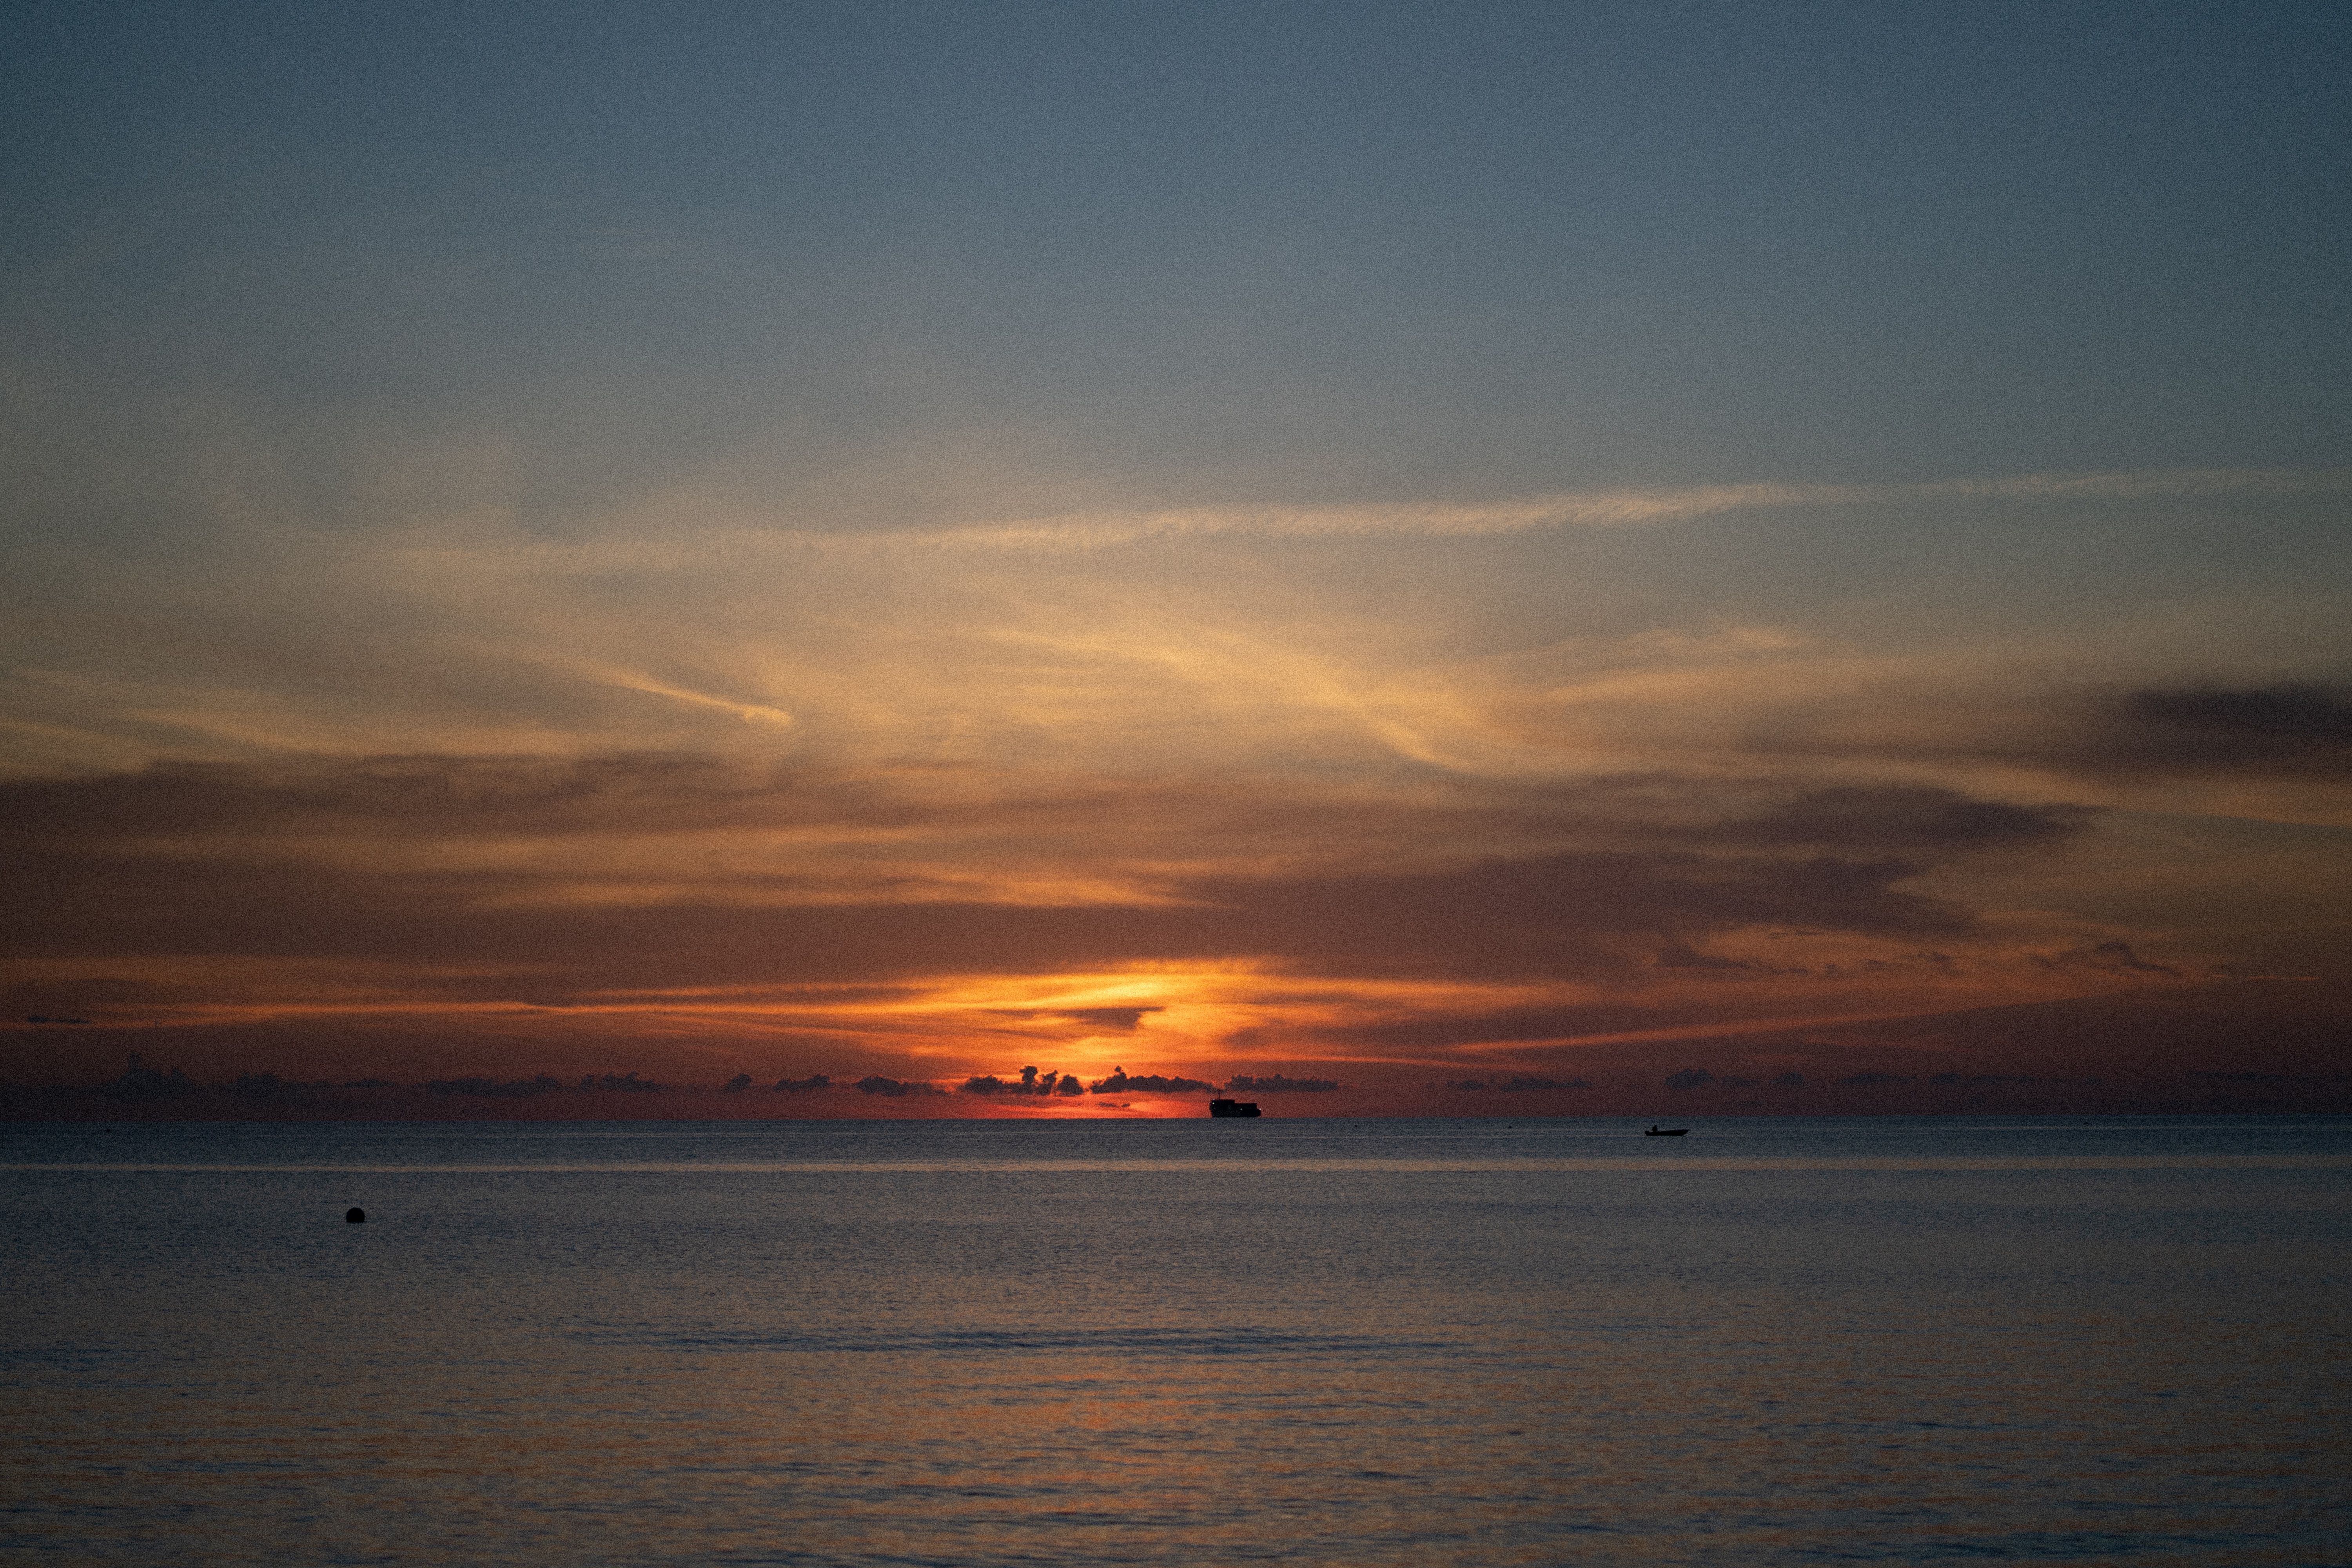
[794, 466, 2352, 551]
[339, 464, 2351, 567]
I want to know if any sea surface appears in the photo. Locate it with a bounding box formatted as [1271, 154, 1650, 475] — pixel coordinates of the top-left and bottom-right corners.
[3, 1115, 2348, 1566]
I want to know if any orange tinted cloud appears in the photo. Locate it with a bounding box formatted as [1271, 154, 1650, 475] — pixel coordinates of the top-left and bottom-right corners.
[12, 742, 2322, 1112]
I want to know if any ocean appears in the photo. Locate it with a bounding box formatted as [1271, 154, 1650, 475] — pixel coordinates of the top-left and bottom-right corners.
[3, 1115, 2347, 1566]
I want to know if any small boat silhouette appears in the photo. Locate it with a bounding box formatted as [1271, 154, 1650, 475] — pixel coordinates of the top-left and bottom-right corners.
[1209, 1098, 1261, 1118]
[1644, 1124, 1689, 1136]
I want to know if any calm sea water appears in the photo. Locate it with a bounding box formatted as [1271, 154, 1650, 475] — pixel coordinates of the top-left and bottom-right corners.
[3, 1116, 2348, 1566]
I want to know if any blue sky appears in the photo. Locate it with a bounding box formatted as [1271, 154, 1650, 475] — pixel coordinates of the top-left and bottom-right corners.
[11, 0, 2346, 514]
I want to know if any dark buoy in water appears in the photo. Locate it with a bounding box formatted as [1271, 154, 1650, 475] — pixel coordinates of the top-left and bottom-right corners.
[345, 1207, 366, 1223]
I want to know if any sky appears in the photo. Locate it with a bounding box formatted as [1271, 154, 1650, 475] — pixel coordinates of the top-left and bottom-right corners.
[5, 0, 2349, 1117]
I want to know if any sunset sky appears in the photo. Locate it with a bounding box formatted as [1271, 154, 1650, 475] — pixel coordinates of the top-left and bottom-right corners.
[5, 1, 2348, 1116]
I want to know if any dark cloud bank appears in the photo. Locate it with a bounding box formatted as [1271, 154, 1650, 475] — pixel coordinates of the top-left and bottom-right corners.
[0, 753, 2081, 997]
[2112, 681, 2352, 774]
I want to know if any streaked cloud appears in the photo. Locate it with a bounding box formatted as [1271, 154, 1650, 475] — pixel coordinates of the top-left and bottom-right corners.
[827, 466, 2352, 551]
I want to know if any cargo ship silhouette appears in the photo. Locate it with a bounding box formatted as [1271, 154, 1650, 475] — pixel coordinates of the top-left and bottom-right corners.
[1208, 1098, 1261, 1118]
